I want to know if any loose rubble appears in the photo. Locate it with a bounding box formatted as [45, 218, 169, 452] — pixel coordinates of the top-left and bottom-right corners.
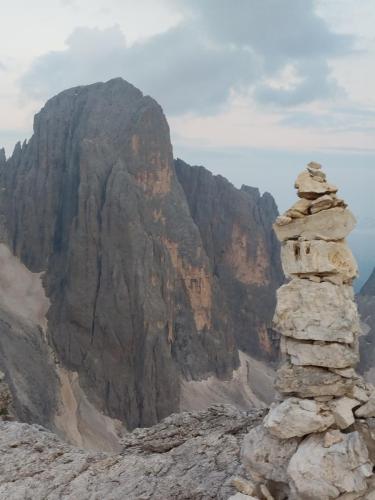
[239, 162, 375, 499]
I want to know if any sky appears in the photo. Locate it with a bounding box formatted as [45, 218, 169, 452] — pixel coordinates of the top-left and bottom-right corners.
[1, 0, 374, 287]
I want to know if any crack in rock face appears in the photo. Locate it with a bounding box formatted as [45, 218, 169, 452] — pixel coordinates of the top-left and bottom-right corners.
[240, 162, 375, 500]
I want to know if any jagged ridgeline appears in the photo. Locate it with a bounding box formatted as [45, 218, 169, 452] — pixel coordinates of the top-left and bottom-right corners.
[0, 78, 282, 447]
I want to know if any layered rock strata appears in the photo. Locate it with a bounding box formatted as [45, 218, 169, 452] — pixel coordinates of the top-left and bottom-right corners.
[241, 163, 375, 499]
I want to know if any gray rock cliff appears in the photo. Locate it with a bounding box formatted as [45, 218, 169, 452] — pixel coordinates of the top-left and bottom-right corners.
[0, 78, 281, 443]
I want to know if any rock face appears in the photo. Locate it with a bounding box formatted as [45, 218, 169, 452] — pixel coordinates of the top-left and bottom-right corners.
[0, 78, 281, 442]
[175, 159, 283, 360]
[240, 162, 375, 500]
[0, 405, 264, 500]
[0, 371, 12, 419]
[358, 269, 375, 380]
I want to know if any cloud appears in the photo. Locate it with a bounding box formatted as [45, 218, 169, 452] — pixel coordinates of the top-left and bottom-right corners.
[19, 0, 353, 114]
[182, 0, 352, 65]
[254, 60, 340, 106]
[281, 105, 375, 132]
[0, 62, 6, 71]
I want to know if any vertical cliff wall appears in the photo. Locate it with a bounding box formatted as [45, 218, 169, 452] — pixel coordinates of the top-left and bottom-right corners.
[0, 78, 281, 439]
[175, 160, 283, 361]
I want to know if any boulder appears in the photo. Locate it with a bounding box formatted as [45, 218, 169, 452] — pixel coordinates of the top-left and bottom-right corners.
[241, 425, 300, 483]
[356, 397, 375, 418]
[264, 398, 334, 439]
[285, 338, 359, 369]
[351, 386, 370, 403]
[295, 171, 338, 199]
[308, 169, 327, 181]
[274, 279, 360, 343]
[329, 397, 360, 430]
[281, 240, 358, 284]
[287, 198, 311, 216]
[309, 194, 334, 213]
[288, 431, 373, 500]
[273, 207, 356, 242]
[275, 362, 355, 398]
[354, 419, 375, 464]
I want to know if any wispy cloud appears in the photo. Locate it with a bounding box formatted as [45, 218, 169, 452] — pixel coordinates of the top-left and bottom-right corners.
[281, 106, 375, 133]
[19, 0, 353, 114]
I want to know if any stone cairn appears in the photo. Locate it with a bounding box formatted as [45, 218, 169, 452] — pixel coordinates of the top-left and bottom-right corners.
[237, 163, 375, 500]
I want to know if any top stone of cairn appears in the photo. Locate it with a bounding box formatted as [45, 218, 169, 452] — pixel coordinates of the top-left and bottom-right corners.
[274, 162, 356, 242]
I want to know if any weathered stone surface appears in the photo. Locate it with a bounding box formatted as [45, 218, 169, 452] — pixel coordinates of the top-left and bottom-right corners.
[333, 368, 361, 380]
[0, 405, 263, 500]
[275, 214, 292, 225]
[308, 161, 322, 170]
[0, 372, 12, 420]
[287, 198, 311, 217]
[231, 476, 256, 496]
[274, 279, 360, 343]
[264, 397, 334, 438]
[295, 171, 338, 199]
[329, 397, 359, 429]
[288, 431, 373, 500]
[281, 239, 358, 284]
[273, 207, 356, 242]
[356, 396, 375, 418]
[275, 362, 355, 397]
[324, 429, 345, 448]
[286, 338, 359, 369]
[358, 269, 375, 378]
[351, 386, 371, 403]
[310, 194, 335, 213]
[0, 79, 282, 434]
[0, 307, 58, 428]
[175, 160, 283, 362]
[242, 424, 300, 483]
[308, 168, 326, 181]
[354, 418, 375, 464]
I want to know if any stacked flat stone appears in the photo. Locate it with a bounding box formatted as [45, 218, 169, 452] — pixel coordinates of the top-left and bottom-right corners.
[240, 163, 375, 500]
[273, 162, 361, 408]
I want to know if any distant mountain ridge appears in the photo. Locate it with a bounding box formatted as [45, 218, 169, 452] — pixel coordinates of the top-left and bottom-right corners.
[358, 268, 375, 381]
[0, 78, 281, 448]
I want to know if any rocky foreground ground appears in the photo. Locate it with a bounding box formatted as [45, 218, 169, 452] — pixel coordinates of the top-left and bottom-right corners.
[0, 405, 264, 500]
